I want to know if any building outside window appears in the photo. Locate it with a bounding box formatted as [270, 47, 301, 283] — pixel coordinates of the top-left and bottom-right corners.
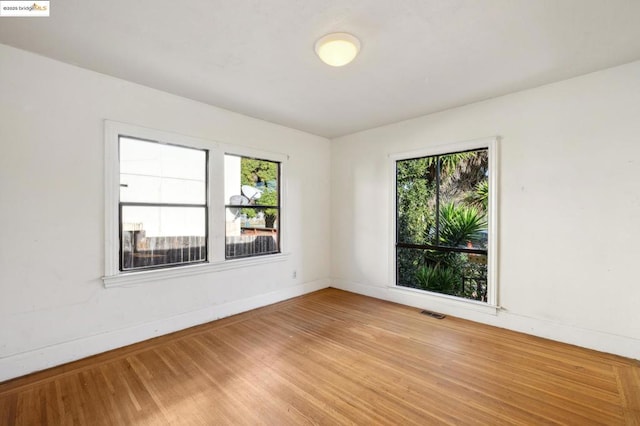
[119, 137, 208, 271]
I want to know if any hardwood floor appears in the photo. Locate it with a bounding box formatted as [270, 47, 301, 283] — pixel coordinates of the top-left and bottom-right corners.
[1, 288, 638, 425]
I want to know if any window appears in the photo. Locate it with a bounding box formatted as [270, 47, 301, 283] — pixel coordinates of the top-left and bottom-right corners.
[394, 138, 497, 304]
[224, 155, 280, 259]
[104, 121, 288, 285]
[119, 137, 207, 271]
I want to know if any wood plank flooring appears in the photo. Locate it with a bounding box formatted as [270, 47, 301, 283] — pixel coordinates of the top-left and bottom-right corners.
[1, 288, 638, 425]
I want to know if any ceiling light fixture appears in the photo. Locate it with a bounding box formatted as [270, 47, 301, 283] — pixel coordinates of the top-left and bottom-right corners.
[314, 33, 361, 67]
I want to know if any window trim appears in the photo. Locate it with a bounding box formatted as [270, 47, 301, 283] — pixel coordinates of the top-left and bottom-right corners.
[103, 120, 289, 287]
[389, 136, 499, 307]
[102, 253, 290, 288]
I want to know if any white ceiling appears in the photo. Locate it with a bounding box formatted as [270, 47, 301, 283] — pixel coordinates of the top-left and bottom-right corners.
[2, 0, 640, 138]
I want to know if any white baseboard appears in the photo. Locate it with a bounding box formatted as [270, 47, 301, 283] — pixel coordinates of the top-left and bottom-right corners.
[0, 278, 330, 383]
[331, 279, 640, 361]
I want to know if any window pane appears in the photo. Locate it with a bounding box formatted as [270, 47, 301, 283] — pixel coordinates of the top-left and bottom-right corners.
[397, 150, 488, 249]
[224, 154, 280, 259]
[397, 247, 488, 302]
[121, 205, 206, 270]
[437, 150, 488, 249]
[225, 207, 279, 259]
[120, 137, 206, 204]
[224, 155, 279, 207]
[396, 157, 437, 245]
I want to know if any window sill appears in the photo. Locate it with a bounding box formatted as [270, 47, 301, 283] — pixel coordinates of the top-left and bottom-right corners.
[103, 253, 290, 288]
[388, 285, 499, 316]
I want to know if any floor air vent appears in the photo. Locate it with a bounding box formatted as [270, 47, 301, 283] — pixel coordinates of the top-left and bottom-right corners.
[421, 310, 446, 319]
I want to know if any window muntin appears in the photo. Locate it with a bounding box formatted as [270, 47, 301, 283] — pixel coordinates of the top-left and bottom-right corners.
[224, 154, 280, 259]
[119, 137, 208, 271]
[396, 148, 489, 302]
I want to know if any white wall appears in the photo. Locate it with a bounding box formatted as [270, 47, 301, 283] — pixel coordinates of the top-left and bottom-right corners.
[1, 42, 638, 382]
[0, 44, 331, 381]
[331, 60, 640, 359]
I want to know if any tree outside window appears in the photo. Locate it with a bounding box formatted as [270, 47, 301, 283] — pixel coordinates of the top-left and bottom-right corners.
[396, 148, 489, 301]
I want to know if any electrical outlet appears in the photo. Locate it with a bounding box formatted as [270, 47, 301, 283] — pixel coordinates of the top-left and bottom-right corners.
[292, 270, 297, 279]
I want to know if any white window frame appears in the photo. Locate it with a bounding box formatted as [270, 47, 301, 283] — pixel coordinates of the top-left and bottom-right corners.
[389, 136, 499, 309]
[103, 120, 288, 287]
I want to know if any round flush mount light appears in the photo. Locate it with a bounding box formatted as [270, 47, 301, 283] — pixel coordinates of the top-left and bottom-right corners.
[314, 32, 361, 67]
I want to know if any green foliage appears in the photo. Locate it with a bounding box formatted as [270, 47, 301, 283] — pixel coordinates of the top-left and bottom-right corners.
[464, 180, 489, 212]
[258, 189, 278, 227]
[240, 157, 279, 225]
[396, 158, 435, 245]
[439, 152, 477, 175]
[437, 202, 487, 247]
[415, 265, 461, 294]
[460, 260, 488, 301]
[258, 188, 278, 206]
[396, 149, 489, 301]
[396, 150, 489, 246]
[240, 158, 278, 188]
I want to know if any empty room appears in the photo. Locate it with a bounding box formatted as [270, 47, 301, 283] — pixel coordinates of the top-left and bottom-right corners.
[1, 1, 639, 424]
